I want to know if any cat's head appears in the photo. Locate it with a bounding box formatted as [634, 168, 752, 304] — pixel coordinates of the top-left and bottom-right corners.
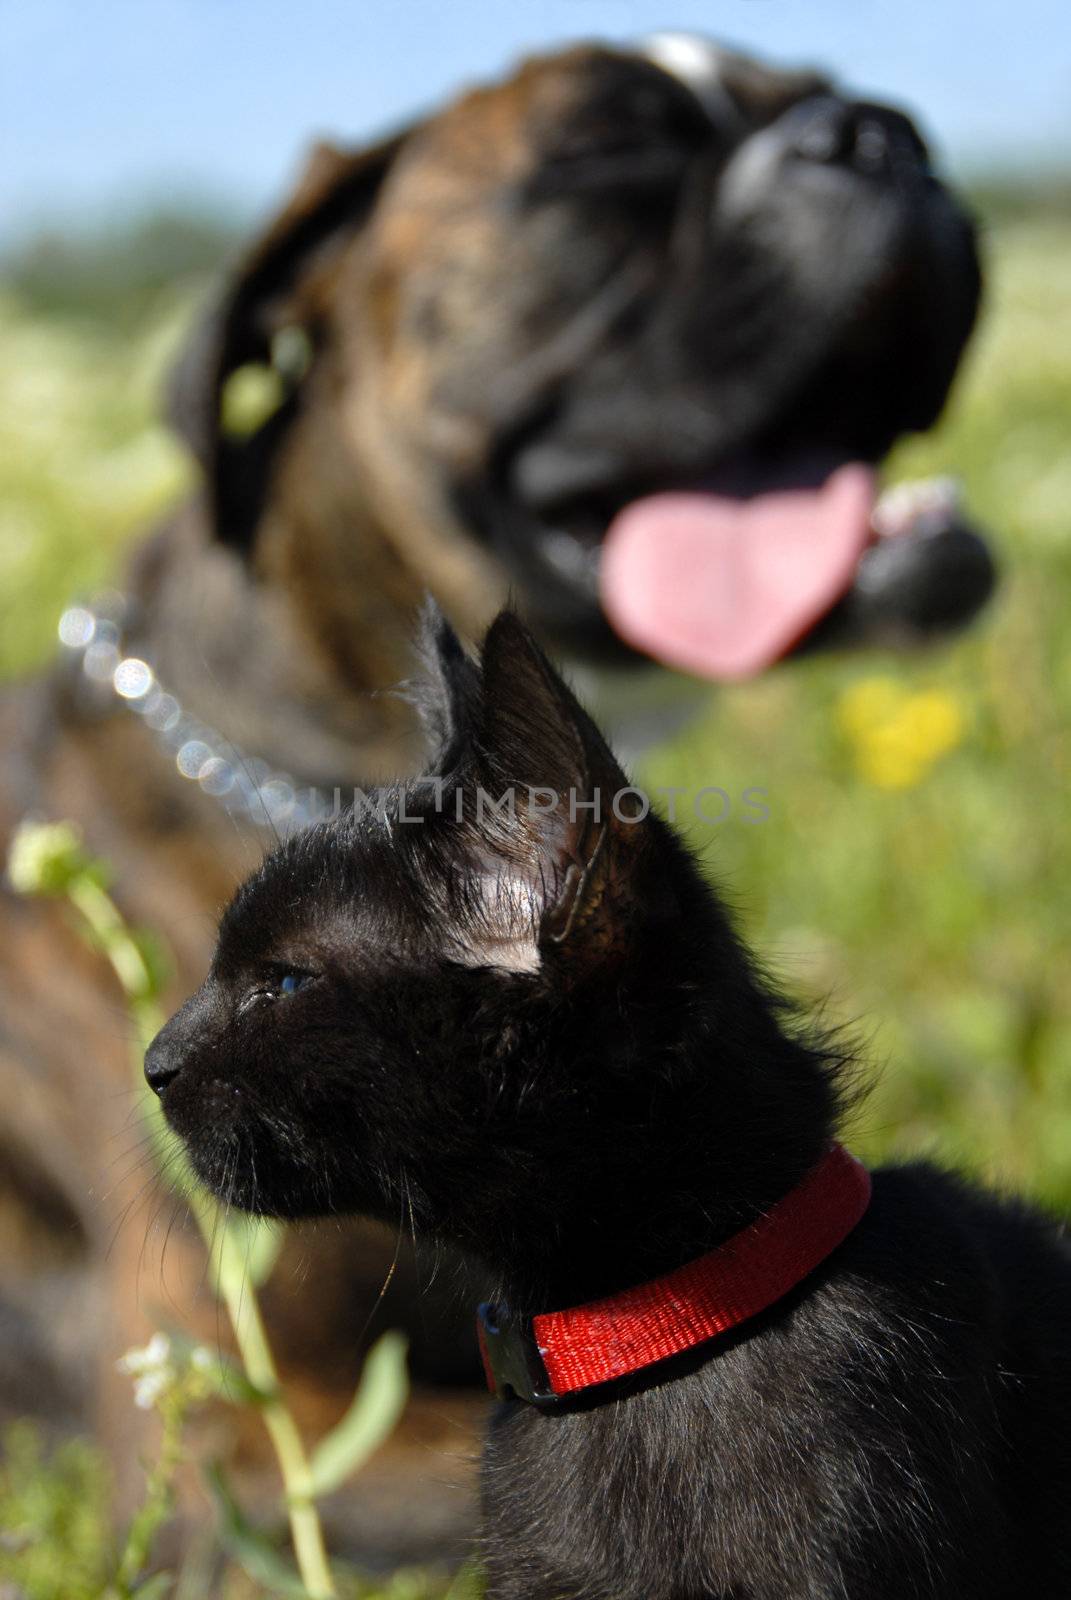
[146, 608, 835, 1288]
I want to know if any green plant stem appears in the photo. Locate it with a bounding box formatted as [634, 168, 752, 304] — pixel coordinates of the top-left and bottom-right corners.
[68, 877, 158, 1011]
[68, 873, 336, 1599]
[203, 1206, 334, 1596]
[114, 1393, 185, 1595]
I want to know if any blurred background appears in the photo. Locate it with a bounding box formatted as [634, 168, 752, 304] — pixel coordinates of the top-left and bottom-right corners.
[2, 1, 1070, 1594]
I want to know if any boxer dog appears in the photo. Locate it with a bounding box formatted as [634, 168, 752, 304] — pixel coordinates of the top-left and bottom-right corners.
[0, 36, 991, 1562]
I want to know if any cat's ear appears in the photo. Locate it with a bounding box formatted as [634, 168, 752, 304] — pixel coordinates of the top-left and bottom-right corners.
[475, 613, 654, 965]
[412, 598, 483, 774]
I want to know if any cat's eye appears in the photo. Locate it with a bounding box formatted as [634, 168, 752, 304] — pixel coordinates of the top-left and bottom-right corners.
[279, 972, 311, 996]
[238, 969, 319, 1014]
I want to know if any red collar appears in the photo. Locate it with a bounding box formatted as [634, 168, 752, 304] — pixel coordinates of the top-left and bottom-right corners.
[477, 1143, 871, 1406]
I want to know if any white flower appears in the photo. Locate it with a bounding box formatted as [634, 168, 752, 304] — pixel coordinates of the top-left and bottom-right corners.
[116, 1332, 223, 1410]
[133, 1369, 173, 1411]
[118, 1334, 178, 1410]
[117, 1331, 172, 1377]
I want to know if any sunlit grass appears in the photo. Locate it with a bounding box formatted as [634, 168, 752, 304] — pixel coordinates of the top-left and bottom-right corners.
[0, 285, 195, 679]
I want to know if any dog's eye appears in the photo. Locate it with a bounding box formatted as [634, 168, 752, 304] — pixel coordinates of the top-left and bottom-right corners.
[528, 139, 691, 199]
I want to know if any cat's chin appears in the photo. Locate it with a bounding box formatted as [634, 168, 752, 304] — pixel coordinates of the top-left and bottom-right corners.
[186, 1149, 340, 1221]
[161, 1078, 323, 1216]
[173, 1121, 340, 1222]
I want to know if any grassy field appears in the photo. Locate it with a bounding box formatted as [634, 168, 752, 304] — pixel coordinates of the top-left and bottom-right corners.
[1, 200, 1070, 1593]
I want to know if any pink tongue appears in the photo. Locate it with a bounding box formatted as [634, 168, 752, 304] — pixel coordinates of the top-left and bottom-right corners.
[600, 464, 876, 680]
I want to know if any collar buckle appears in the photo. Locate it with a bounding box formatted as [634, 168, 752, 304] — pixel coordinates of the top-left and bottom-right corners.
[476, 1302, 558, 1408]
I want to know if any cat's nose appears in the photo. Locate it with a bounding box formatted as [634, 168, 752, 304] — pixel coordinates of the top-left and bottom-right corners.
[144, 1032, 183, 1097]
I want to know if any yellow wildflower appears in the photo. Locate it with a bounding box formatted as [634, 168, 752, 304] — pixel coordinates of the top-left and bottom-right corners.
[837, 678, 967, 790]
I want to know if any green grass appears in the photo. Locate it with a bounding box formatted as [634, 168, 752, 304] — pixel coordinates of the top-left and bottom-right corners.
[0, 1416, 471, 1598]
[0, 1423, 114, 1600]
[0, 281, 195, 679]
[1, 202, 1070, 1590]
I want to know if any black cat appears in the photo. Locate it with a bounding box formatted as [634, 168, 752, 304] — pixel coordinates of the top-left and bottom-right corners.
[146, 609, 1071, 1599]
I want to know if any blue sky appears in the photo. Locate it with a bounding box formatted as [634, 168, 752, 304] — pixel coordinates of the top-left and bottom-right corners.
[5, 0, 1070, 243]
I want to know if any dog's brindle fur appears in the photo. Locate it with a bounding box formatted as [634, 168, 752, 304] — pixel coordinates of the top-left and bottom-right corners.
[148, 610, 1071, 1599]
[0, 42, 981, 1557]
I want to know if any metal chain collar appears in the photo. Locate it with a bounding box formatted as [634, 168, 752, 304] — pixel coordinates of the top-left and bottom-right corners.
[58, 594, 335, 834]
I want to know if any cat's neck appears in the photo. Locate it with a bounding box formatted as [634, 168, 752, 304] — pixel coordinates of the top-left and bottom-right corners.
[476, 1031, 841, 1317]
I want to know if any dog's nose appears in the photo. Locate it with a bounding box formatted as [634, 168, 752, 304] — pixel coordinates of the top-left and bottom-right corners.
[144, 1033, 182, 1097]
[787, 96, 930, 177]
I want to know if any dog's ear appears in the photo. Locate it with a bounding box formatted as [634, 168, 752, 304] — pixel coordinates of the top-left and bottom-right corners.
[473, 612, 654, 965]
[412, 598, 483, 775]
[167, 130, 410, 548]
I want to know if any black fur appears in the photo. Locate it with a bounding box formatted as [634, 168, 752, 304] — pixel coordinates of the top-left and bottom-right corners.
[147, 610, 1071, 1598]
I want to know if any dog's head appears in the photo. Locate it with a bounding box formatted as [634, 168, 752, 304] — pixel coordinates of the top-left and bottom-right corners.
[171, 36, 991, 683]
